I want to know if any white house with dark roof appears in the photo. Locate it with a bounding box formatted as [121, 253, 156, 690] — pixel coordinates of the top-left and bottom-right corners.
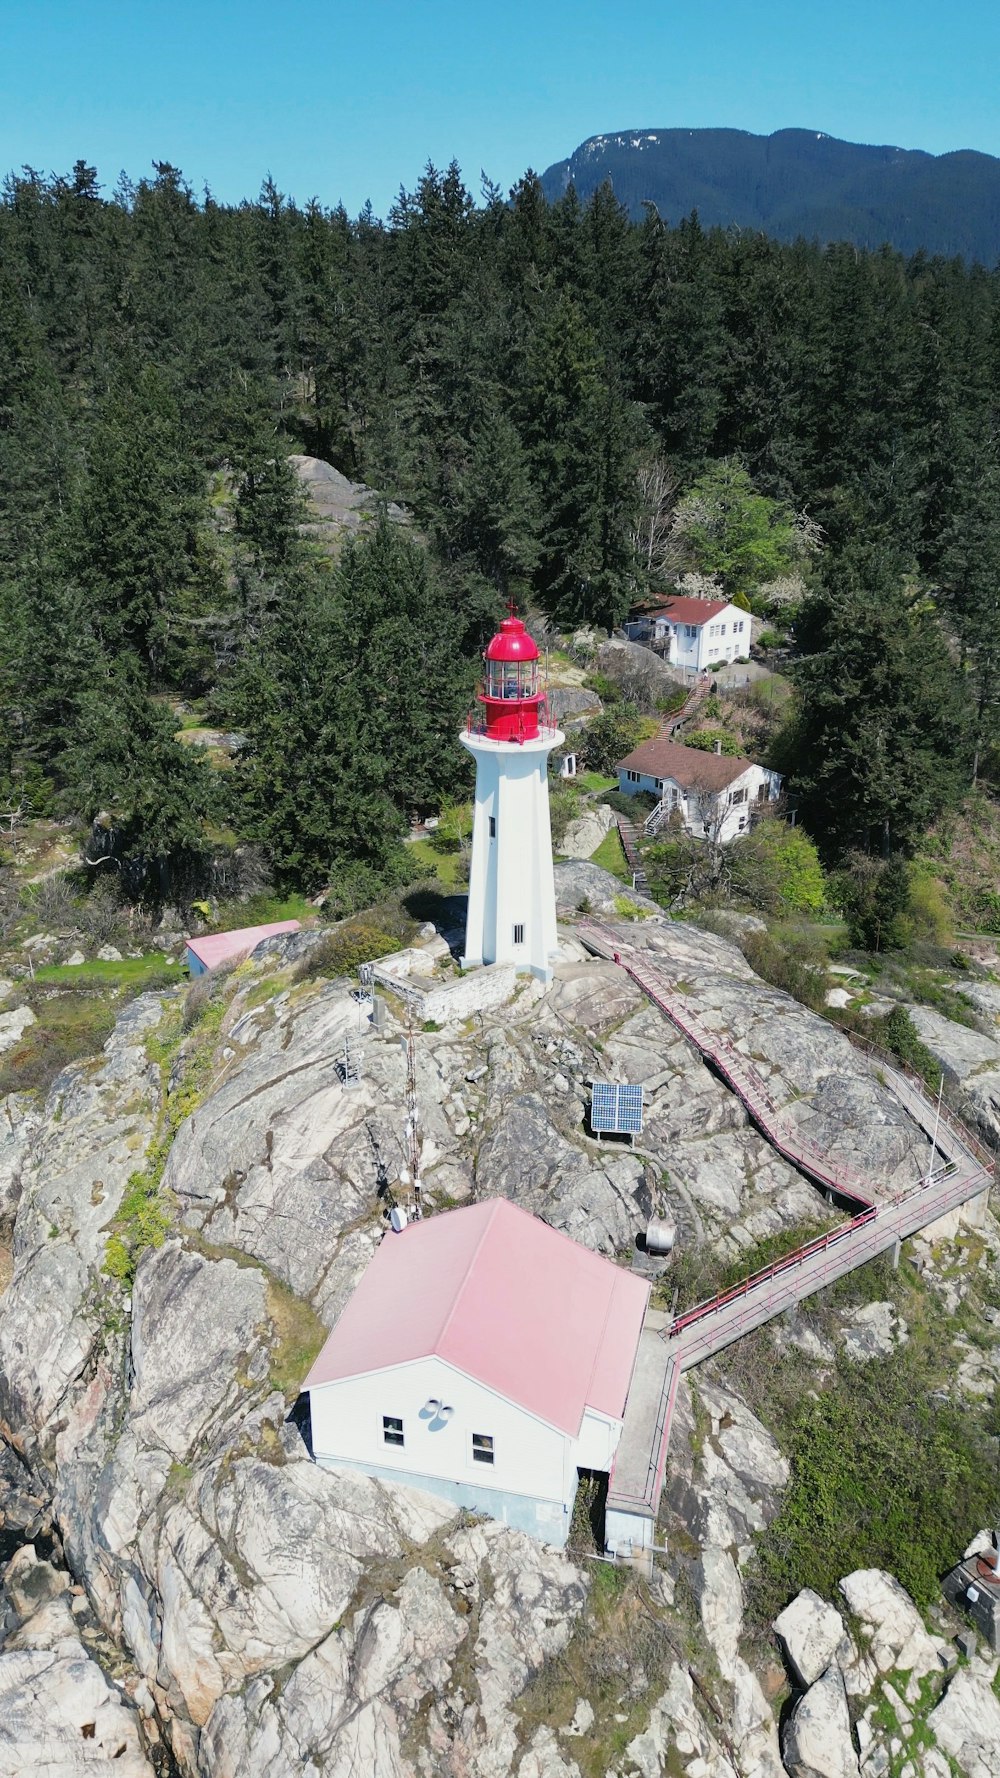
[616, 736, 782, 842]
[303, 1198, 649, 1546]
[624, 596, 751, 672]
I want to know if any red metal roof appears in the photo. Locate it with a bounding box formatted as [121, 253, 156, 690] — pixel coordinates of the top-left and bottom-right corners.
[186, 920, 301, 971]
[484, 615, 540, 663]
[649, 597, 728, 626]
[304, 1199, 649, 1436]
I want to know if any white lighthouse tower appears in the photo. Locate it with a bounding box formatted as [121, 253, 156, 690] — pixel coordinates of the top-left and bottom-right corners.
[460, 613, 564, 982]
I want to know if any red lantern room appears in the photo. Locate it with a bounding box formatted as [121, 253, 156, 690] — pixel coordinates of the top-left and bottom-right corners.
[476, 614, 547, 743]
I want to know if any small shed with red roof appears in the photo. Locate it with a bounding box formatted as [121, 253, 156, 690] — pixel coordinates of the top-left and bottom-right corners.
[185, 920, 301, 977]
[304, 1198, 649, 1545]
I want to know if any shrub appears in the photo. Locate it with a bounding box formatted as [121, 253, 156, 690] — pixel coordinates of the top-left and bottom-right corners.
[294, 924, 401, 982]
[430, 799, 473, 853]
[0, 993, 118, 1099]
[747, 1346, 998, 1624]
[830, 853, 911, 952]
[729, 820, 826, 916]
[583, 704, 644, 775]
[682, 727, 742, 756]
[871, 1004, 942, 1091]
[898, 863, 953, 947]
[739, 927, 827, 1011]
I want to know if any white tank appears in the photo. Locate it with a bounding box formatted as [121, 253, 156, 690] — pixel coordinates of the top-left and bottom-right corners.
[645, 1215, 676, 1256]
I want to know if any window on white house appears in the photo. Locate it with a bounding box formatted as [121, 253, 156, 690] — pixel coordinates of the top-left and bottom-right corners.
[512, 923, 525, 946]
[720, 624, 727, 635]
[472, 1434, 495, 1465]
[730, 788, 748, 805]
[489, 815, 496, 838]
[686, 624, 696, 638]
[738, 817, 747, 830]
[382, 1415, 404, 1447]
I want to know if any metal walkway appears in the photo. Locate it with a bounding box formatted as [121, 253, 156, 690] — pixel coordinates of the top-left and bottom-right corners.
[576, 922, 995, 1539]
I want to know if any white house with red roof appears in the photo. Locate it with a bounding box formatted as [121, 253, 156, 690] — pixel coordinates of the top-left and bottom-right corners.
[304, 1199, 649, 1546]
[616, 736, 782, 841]
[625, 595, 751, 673]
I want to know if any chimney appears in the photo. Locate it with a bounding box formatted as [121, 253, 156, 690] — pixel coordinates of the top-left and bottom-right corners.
[713, 739, 723, 756]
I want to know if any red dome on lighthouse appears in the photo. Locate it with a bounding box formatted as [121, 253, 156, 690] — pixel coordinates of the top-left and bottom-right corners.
[484, 616, 540, 665]
[475, 612, 547, 743]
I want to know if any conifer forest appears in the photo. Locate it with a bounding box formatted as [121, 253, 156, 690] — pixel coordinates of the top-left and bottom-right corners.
[1, 158, 998, 908]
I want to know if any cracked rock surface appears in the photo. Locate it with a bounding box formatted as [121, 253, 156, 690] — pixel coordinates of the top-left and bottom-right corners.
[0, 910, 985, 1776]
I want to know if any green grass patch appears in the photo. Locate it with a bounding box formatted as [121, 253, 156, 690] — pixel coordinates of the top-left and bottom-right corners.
[590, 828, 630, 881]
[407, 837, 465, 887]
[265, 1277, 328, 1399]
[746, 1341, 1000, 1627]
[213, 892, 312, 931]
[720, 1220, 835, 1291]
[576, 771, 618, 793]
[0, 994, 119, 1099]
[33, 956, 183, 990]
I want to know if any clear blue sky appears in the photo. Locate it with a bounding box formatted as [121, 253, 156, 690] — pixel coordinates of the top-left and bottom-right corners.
[2, 0, 999, 215]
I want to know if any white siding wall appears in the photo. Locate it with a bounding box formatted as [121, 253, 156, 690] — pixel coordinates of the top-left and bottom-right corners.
[651, 604, 751, 672]
[309, 1356, 571, 1507]
[308, 1357, 628, 1546]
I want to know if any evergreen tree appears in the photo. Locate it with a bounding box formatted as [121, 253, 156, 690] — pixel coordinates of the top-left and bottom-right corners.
[789, 544, 969, 858]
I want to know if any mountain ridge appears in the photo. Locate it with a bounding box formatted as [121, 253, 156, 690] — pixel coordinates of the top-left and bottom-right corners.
[540, 126, 1000, 263]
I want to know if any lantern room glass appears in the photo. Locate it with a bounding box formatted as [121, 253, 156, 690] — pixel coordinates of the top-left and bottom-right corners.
[486, 658, 538, 700]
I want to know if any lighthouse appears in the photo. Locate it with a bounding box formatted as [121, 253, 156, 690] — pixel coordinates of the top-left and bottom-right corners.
[460, 613, 564, 982]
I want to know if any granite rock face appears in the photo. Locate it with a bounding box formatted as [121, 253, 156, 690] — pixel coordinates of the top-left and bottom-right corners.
[782, 1664, 860, 1778]
[774, 1589, 851, 1689]
[907, 1004, 1000, 1147]
[0, 910, 977, 1775]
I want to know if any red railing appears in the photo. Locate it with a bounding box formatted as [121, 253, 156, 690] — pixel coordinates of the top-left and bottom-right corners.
[669, 1209, 879, 1336]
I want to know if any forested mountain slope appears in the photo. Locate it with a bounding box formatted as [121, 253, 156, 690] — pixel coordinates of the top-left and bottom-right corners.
[541, 127, 1000, 263]
[0, 159, 998, 906]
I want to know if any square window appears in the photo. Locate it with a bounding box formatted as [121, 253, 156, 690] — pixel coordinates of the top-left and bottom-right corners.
[472, 1433, 495, 1465]
[512, 923, 525, 946]
[382, 1415, 404, 1447]
[489, 815, 496, 838]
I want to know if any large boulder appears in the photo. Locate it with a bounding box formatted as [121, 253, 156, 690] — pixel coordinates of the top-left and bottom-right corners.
[928, 1667, 1000, 1778]
[837, 1570, 948, 1679]
[774, 1589, 851, 1689]
[782, 1665, 860, 1778]
[558, 801, 615, 861]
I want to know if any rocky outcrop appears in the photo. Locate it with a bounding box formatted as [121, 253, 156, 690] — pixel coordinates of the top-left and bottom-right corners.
[557, 801, 615, 861]
[907, 1004, 1000, 1147]
[289, 454, 408, 547]
[838, 1570, 950, 1680]
[0, 910, 975, 1775]
[0, 1546, 153, 1777]
[774, 1589, 851, 1689]
[782, 1664, 860, 1778]
[927, 1666, 1000, 1778]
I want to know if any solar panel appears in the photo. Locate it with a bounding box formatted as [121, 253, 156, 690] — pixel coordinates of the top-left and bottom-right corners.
[591, 1080, 644, 1136]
